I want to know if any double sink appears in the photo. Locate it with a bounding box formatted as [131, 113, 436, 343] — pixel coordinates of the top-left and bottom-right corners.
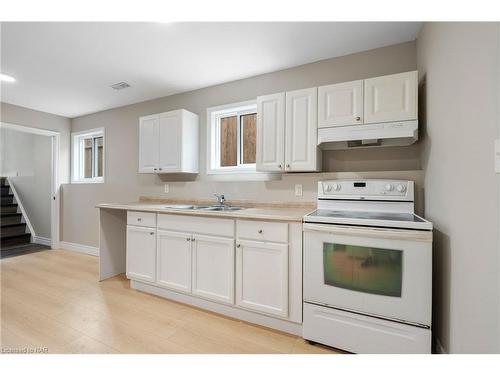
[162, 204, 244, 212]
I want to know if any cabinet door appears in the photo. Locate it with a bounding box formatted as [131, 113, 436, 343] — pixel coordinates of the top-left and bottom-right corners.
[256, 92, 285, 172]
[126, 225, 156, 282]
[236, 240, 288, 317]
[158, 111, 182, 172]
[138, 114, 159, 173]
[318, 80, 363, 128]
[157, 230, 192, 293]
[192, 234, 235, 304]
[285, 87, 319, 172]
[364, 71, 418, 124]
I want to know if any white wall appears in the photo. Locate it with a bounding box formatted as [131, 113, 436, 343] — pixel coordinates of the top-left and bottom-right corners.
[0, 127, 52, 238]
[417, 22, 500, 353]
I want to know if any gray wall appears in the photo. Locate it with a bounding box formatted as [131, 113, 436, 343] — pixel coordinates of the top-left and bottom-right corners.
[417, 23, 500, 353]
[0, 128, 52, 238]
[65, 41, 420, 247]
[1, 102, 71, 183]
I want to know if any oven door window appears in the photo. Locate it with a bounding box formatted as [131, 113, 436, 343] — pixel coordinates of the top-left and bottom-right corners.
[323, 243, 402, 297]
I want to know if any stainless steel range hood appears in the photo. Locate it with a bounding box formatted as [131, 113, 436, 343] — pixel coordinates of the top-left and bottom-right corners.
[317, 120, 418, 150]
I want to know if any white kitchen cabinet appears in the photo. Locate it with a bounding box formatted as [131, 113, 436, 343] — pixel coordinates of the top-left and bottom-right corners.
[364, 71, 418, 124]
[285, 87, 320, 171]
[157, 229, 192, 293]
[192, 234, 235, 304]
[138, 114, 159, 173]
[126, 225, 156, 283]
[256, 92, 286, 172]
[138, 109, 199, 174]
[256, 89, 320, 172]
[318, 80, 363, 128]
[235, 240, 288, 318]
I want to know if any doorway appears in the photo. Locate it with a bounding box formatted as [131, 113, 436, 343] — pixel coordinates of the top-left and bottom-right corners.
[0, 122, 60, 256]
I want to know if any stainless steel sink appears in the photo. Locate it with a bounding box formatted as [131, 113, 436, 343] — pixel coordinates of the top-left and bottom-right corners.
[162, 204, 243, 211]
[200, 206, 244, 211]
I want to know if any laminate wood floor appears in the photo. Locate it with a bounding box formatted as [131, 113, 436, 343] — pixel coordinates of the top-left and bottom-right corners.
[0, 249, 340, 354]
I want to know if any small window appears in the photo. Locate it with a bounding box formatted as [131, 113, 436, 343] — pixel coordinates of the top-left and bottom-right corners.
[72, 128, 105, 183]
[207, 101, 257, 174]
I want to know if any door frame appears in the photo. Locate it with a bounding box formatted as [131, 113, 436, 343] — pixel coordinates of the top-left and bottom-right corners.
[0, 121, 61, 249]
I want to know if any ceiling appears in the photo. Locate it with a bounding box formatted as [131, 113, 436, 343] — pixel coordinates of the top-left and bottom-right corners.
[0, 22, 422, 118]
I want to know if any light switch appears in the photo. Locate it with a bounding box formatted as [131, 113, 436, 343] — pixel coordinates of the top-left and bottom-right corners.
[295, 184, 303, 197]
[495, 139, 500, 173]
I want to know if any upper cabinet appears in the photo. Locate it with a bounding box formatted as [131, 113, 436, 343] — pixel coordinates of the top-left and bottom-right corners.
[256, 93, 286, 172]
[318, 80, 363, 128]
[139, 109, 199, 174]
[364, 71, 418, 124]
[285, 88, 320, 172]
[256, 88, 320, 173]
[318, 71, 418, 128]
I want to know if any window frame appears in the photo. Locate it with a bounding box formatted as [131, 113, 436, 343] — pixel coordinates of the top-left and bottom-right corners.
[207, 100, 258, 175]
[71, 127, 105, 184]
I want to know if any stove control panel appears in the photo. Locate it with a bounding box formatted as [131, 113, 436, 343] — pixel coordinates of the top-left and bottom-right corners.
[318, 179, 414, 201]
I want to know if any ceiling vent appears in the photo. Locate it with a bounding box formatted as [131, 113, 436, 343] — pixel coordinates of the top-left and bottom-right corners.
[110, 82, 131, 90]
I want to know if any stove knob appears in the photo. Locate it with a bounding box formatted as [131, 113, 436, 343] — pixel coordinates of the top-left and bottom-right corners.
[324, 184, 332, 192]
[396, 184, 407, 193]
[332, 183, 341, 191]
[385, 183, 394, 192]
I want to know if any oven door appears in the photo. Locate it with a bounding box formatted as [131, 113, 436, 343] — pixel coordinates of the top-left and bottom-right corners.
[303, 223, 432, 327]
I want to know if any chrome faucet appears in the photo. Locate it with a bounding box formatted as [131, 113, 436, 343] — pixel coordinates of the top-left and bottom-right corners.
[214, 194, 226, 206]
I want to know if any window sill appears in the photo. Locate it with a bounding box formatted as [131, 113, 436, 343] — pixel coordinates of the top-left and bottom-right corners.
[71, 178, 105, 184]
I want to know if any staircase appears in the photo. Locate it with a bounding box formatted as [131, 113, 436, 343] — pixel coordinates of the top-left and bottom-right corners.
[1, 177, 32, 249]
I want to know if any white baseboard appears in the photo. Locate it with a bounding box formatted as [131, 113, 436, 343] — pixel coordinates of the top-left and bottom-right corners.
[435, 337, 446, 354]
[32, 236, 51, 246]
[60, 241, 99, 256]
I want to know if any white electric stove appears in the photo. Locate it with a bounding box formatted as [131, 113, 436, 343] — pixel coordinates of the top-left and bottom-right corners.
[302, 179, 433, 354]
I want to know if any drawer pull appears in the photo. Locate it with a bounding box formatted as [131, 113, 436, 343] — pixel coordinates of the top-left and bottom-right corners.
[186, 238, 191, 241]
[137, 218, 142, 221]
[258, 229, 263, 234]
[236, 244, 241, 248]
[150, 232, 154, 235]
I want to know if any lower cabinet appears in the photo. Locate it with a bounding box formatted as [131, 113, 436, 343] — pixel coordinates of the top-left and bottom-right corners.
[192, 234, 235, 304]
[126, 225, 157, 283]
[157, 230, 192, 293]
[235, 240, 289, 318]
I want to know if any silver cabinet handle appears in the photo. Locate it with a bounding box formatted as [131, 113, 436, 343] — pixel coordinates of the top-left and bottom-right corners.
[150, 232, 154, 235]
[278, 164, 282, 169]
[191, 237, 195, 242]
[137, 218, 142, 221]
[258, 229, 263, 234]
[186, 238, 191, 241]
[286, 164, 290, 168]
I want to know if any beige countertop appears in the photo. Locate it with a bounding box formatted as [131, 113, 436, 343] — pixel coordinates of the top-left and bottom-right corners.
[96, 198, 315, 222]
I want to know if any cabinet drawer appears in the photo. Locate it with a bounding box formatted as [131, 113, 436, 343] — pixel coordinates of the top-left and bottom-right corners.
[127, 211, 157, 227]
[158, 214, 234, 237]
[237, 220, 288, 243]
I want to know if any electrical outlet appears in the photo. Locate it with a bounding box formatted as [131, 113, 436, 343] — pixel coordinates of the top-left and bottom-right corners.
[164, 184, 169, 193]
[495, 139, 500, 173]
[294, 184, 303, 197]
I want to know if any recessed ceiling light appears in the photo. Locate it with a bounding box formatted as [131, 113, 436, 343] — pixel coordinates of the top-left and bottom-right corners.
[0, 73, 16, 82]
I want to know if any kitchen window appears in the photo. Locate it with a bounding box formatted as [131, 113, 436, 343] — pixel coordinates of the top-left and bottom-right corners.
[207, 101, 257, 174]
[71, 127, 105, 183]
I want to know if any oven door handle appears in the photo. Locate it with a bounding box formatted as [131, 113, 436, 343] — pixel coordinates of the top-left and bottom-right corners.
[303, 223, 432, 242]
